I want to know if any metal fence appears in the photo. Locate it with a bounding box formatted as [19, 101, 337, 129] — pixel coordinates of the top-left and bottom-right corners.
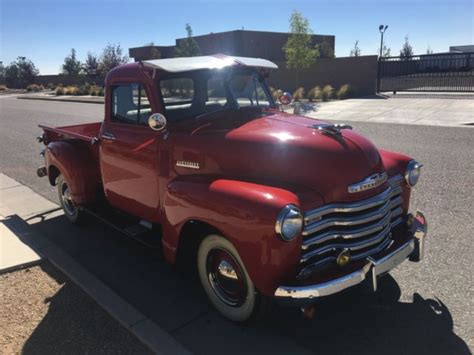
[377, 52, 474, 93]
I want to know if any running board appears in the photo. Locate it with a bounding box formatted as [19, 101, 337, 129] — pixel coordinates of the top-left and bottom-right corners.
[81, 205, 161, 249]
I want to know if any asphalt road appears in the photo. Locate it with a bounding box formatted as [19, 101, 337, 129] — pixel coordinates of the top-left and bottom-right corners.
[1, 95, 473, 354]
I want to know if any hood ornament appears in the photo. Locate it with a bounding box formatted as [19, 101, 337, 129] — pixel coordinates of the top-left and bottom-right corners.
[348, 172, 388, 193]
[309, 123, 352, 136]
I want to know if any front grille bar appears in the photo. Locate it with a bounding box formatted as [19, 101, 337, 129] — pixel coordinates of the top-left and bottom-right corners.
[298, 235, 394, 279]
[305, 184, 401, 224]
[298, 175, 405, 279]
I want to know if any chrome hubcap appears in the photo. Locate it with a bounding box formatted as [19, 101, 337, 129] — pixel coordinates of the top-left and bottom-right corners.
[206, 249, 247, 307]
[61, 181, 76, 216]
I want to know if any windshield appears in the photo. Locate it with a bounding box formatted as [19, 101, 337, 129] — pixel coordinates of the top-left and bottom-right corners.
[159, 68, 275, 122]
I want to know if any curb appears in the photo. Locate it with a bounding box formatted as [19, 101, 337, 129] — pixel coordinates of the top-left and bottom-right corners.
[1, 212, 190, 355]
[17, 95, 104, 104]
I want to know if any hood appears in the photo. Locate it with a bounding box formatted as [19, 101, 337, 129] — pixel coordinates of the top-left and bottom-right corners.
[171, 109, 386, 205]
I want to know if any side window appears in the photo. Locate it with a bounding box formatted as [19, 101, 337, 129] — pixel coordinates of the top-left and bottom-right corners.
[159, 78, 194, 121]
[112, 84, 152, 125]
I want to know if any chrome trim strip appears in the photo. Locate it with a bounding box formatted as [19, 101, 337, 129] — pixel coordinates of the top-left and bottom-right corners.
[276, 238, 416, 299]
[176, 160, 200, 169]
[304, 186, 401, 224]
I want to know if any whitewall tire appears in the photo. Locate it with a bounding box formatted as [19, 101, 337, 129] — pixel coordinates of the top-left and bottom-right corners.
[57, 174, 82, 224]
[197, 234, 258, 322]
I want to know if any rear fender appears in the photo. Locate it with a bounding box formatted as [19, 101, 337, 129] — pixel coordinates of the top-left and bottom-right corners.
[162, 176, 304, 296]
[45, 140, 99, 205]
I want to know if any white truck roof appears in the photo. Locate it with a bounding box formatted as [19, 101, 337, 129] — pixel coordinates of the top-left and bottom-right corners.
[142, 54, 278, 73]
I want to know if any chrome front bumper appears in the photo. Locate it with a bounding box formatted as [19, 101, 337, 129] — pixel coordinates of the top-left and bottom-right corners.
[274, 211, 427, 302]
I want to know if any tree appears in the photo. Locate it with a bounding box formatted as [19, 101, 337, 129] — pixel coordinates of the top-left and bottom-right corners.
[83, 52, 99, 78]
[5, 57, 39, 88]
[400, 36, 414, 59]
[316, 41, 335, 58]
[426, 46, 434, 54]
[0, 62, 5, 85]
[381, 45, 391, 57]
[283, 10, 318, 69]
[62, 48, 82, 77]
[350, 40, 361, 57]
[175, 24, 201, 57]
[98, 43, 129, 76]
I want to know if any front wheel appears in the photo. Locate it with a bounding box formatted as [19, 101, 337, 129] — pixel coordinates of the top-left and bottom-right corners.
[197, 234, 265, 322]
[57, 174, 82, 224]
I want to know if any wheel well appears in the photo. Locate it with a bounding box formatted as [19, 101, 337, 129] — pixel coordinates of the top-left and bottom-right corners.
[48, 165, 60, 186]
[176, 220, 221, 271]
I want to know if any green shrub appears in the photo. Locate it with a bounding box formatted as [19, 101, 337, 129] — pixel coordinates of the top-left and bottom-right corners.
[47, 83, 56, 90]
[76, 85, 88, 96]
[336, 84, 355, 100]
[26, 84, 44, 92]
[97, 88, 104, 96]
[307, 86, 322, 101]
[55, 87, 65, 95]
[321, 85, 334, 101]
[293, 87, 305, 101]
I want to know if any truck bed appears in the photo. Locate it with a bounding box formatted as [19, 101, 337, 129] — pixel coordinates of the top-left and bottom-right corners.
[39, 122, 102, 142]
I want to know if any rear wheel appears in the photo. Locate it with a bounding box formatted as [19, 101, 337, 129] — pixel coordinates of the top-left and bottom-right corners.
[197, 234, 265, 322]
[57, 174, 82, 224]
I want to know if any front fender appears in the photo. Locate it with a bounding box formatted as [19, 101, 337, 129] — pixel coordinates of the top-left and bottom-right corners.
[380, 149, 414, 213]
[45, 140, 99, 205]
[162, 176, 304, 296]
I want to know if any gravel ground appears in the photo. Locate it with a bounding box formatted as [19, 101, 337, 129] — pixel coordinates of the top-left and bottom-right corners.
[0, 261, 151, 354]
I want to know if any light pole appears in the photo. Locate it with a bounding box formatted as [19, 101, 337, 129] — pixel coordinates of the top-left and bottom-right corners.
[379, 25, 388, 58]
[377, 25, 388, 93]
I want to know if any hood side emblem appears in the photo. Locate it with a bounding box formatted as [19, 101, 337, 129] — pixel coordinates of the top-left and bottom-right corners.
[176, 160, 200, 169]
[309, 123, 352, 136]
[348, 172, 388, 193]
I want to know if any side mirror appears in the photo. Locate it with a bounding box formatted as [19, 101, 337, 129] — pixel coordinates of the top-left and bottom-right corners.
[148, 113, 167, 131]
[278, 92, 292, 105]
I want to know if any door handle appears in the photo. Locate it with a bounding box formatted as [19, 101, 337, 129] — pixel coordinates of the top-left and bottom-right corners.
[101, 132, 116, 141]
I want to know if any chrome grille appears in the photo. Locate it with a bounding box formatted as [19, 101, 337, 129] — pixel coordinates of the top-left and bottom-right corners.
[298, 175, 404, 279]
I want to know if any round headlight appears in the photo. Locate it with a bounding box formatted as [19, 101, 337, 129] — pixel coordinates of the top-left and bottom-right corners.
[275, 205, 303, 241]
[405, 160, 423, 187]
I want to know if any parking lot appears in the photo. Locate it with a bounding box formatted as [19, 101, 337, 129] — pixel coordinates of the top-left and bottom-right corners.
[0, 95, 473, 354]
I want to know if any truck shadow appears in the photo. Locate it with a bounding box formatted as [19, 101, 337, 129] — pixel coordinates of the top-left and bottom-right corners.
[20, 262, 152, 354]
[21, 212, 471, 355]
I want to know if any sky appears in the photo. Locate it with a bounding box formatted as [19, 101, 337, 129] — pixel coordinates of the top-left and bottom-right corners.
[1, 0, 473, 74]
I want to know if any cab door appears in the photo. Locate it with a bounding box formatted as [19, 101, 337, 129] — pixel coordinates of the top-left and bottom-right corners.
[99, 83, 161, 222]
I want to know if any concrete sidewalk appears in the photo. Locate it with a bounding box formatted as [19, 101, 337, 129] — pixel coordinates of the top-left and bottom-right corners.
[305, 93, 474, 127]
[0, 173, 189, 355]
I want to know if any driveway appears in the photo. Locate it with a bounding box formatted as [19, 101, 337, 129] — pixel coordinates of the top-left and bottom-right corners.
[306, 93, 474, 127]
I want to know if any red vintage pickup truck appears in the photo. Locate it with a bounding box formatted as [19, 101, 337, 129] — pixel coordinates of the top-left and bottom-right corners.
[38, 55, 427, 322]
